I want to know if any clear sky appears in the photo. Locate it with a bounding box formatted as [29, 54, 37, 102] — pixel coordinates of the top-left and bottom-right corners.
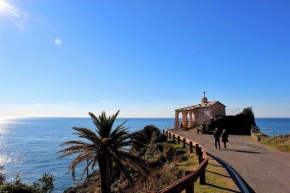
[0, 0, 290, 118]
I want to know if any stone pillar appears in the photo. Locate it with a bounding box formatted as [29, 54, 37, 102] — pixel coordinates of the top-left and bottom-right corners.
[175, 111, 179, 122]
[183, 112, 188, 127]
[192, 112, 197, 127]
[189, 112, 193, 127]
[174, 111, 180, 130]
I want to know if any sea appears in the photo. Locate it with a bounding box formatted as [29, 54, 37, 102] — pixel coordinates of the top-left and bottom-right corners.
[0, 117, 290, 192]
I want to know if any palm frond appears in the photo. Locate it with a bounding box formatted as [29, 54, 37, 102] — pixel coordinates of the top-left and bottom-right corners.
[110, 119, 128, 137]
[109, 151, 133, 185]
[117, 150, 150, 174]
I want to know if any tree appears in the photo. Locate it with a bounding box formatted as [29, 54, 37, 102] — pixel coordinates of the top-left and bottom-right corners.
[58, 111, 149, 193]
[141, 125, 162, 143]
[240, 106, 256, 127]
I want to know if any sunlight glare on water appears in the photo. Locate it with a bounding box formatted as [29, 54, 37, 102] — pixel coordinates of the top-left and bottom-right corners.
[0, 117, 173, 192]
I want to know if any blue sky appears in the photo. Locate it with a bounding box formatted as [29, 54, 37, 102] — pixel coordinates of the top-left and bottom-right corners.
[0, 0, 290, 117]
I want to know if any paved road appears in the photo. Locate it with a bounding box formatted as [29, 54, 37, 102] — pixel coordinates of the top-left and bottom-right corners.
[172, 129, 290, 193]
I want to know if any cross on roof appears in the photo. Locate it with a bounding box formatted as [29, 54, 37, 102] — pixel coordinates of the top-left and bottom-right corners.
[203, 91, 206, 98]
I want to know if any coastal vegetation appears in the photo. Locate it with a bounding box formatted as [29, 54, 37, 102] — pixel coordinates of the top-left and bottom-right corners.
[127, 137, 197, 192]
[0, 168, 55, 193]
[260, 135, 290, 152]
[59, 111, 150, 193]
[60, 112, 198, 193]
[64, 135, 197, 193]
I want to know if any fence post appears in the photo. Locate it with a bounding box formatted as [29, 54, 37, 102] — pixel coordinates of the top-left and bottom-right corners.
[173, 134, 175, 142]
[178, 136, 180, 144]
[200, 168, 206, 185]
[186, 183, 194, 193]
[198, 150, 203, 164]
[196, 144, 199, 155]
[185, 171, 194, 193]
[183, 138, 186, 148]
[199, 149, 206, 185]
[190, 141, 193, 153]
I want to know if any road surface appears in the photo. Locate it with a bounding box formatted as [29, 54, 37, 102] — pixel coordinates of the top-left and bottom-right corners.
[172, 129, 290, 193]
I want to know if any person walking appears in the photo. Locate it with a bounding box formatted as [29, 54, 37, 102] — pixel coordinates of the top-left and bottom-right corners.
[213, 128, 220, 149]
[221, 129, 229, 149]
[197, 125, 202, 134]
[179, 123, 184, 129]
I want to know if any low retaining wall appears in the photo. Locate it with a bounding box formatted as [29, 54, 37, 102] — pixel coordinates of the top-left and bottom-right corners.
[251, 129, 261, 141]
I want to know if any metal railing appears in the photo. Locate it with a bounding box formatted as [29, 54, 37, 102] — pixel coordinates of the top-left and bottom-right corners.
[251, 125, 260, 133]
[251, 125, 276, 141]
[260, 127, 275, 137]
[226, 108, 240, 116]
[251, 125, 275, 136]
[165, 123, 174, 130]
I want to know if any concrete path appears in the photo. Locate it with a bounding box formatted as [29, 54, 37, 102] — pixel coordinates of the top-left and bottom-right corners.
[172, 129, 290, 193]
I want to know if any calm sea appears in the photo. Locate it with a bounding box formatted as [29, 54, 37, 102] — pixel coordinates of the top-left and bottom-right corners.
[0, 118, 173, 192]
[0, 117, 289, 192]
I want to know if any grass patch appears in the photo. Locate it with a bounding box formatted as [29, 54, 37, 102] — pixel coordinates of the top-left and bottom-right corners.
[260, 135, 290, 152]
[177, 154, 198, 171]
[193, 158, 240, 193]
[166, 139, 240, 193]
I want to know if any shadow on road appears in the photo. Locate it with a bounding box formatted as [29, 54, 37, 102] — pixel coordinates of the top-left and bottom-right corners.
[221, 149, 266, 154]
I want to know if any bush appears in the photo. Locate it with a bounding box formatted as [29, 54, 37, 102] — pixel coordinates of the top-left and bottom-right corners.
[240, 106, 256, 126]
[126, 162, 183, 192]
[38, 173, 55, 192]
[163, 145, 175, 160]
[155, 134, 167, 143]
[0, 165, 5, 185]
[0, 173, 5, 186]
[0, 173, 55, 193]
[142, 125, 162, 143]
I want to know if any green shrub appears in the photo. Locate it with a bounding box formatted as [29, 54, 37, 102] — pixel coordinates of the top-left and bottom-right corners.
[155, 134, 167, 143]
[0, 173, 55, 193]
[163, 145, 175, 160]
[0, 173, 5, 186]
[38, 173, 55, 192]
[0, 165, 4, 186]
[240, 106, 256, 126]
[142, 125, 162, 143]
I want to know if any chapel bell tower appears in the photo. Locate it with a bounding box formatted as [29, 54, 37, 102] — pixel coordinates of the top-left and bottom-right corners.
[201, 91, 208, 103]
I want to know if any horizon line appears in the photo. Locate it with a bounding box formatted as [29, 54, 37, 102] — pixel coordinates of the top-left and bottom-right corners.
[1, 116, 290, 119]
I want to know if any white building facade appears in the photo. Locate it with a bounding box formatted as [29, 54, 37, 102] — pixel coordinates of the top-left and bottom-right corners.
[174, 94, 226, 129]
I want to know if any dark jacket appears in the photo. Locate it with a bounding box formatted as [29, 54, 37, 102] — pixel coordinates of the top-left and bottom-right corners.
[213, 131, 220, 139]
[221, 131, 228, 142]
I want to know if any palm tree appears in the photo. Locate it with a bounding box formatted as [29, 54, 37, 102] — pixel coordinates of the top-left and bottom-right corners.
[58, 111, 149, 193]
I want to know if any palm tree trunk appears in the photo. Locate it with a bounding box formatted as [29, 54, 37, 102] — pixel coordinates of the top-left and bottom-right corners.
[99, 155, 111, 193]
